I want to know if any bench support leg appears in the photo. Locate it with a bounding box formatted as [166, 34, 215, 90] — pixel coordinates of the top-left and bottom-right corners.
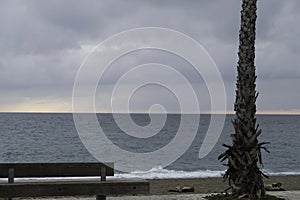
[97, 166, 107, 199]
[96, 195, 106, 200]
[7, 168, 14, 200]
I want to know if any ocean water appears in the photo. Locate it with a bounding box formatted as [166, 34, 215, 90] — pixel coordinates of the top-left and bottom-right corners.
[0, 113, 299, 179]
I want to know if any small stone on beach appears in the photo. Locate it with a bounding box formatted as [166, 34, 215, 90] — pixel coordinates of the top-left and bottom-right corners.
[168, 186, 195, 193]
[265, 182, 285, 191]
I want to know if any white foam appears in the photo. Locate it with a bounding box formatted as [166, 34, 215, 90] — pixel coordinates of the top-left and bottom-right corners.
[113, 166, 224, 179]
[263, 170, 300, 176]
[113, 166, 300, 179]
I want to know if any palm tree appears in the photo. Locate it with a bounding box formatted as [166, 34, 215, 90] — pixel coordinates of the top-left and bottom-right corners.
[218, 0, 269, 199]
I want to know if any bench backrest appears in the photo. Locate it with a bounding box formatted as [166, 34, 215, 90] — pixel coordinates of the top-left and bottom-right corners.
[0, 162, 114, 178]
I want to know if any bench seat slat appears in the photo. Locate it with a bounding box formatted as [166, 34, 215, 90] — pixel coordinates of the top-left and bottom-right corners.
[0, 180, 149, 197]
[0, 162, 114, 177]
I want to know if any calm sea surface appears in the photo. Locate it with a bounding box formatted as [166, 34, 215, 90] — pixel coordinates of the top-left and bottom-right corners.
[0, 113, 299, 178]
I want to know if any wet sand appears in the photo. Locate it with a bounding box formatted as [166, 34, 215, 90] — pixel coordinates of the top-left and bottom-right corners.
[149, 175, 300, 195]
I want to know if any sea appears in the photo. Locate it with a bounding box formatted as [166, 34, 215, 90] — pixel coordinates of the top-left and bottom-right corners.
[0, 113, 299, 179]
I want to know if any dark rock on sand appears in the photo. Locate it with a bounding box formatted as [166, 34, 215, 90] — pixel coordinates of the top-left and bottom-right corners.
[265, 182, 285, 191]
[169, 186, 195, 193]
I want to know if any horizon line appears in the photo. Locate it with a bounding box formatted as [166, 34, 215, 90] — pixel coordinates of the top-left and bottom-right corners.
[1, 111, 300, 115]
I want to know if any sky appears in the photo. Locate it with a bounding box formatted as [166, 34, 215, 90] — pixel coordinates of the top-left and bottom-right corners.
[0, 0, 299, 114]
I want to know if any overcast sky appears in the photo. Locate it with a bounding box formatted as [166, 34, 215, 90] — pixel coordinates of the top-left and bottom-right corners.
[0, 0, 299, 114]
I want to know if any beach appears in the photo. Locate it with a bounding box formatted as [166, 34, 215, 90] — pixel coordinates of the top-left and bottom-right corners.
[149, 175, 300, 195]
[5, 175, 299, 199]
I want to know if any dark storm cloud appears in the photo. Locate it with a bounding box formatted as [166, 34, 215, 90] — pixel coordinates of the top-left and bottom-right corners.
[256, 0, 300, 81]
[0, 0, 299, 112]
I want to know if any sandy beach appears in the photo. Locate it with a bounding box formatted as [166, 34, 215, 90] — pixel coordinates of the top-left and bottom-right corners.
[149, 175, 300, 195]
[5, 175, 299, 199]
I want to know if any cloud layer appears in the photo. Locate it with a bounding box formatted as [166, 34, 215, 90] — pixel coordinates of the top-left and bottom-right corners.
[0, 0, 299, 113]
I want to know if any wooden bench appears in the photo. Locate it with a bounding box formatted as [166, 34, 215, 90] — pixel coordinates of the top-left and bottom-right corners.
[0, 162, 149, 199]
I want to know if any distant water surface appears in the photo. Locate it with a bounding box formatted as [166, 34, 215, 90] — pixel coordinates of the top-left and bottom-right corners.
[0, 113, 299, 178]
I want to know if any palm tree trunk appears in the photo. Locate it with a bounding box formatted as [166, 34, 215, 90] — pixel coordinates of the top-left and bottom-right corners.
[219, 0, 268, 199]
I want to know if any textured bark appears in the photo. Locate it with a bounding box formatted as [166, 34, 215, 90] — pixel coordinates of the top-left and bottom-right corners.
[218, 0, 269, 199]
